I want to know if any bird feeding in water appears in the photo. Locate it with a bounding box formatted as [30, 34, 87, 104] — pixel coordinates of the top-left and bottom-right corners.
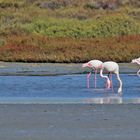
[82, 60, 103, 88]
[100, 61, 123, 93]
[131, 57, 140, 77]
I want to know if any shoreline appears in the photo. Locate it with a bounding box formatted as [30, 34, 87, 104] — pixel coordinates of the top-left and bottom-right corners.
[0, 62, 139, 76]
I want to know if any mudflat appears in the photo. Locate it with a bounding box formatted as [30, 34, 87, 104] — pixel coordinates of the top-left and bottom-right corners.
[0, 104, 140, 140]
[0, 62, 139, 75]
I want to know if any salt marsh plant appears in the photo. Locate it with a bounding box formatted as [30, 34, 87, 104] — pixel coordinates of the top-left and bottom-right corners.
[0, 0, 140, 62]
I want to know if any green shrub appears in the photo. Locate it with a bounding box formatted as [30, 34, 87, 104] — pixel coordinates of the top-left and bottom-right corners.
[0, 1, 24, 8]
[0, 38, 6, 47]
[91, 15, 140, 37]
[84, 2, 98, 9]
[23, 15, 140, 38]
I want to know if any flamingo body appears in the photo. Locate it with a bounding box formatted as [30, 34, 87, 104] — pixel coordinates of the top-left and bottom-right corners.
[131, 57, 140, 77]
[100, 61, 122, 93]
[102, 61, 119, 73]
[82, 60, 103, 88]
[82, 60, 103, 69]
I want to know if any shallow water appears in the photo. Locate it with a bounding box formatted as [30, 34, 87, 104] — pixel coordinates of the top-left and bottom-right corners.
[0, 74, 139, 104]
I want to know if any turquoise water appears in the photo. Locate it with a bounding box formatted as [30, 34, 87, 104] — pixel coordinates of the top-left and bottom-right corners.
[0, 74, 139, 104]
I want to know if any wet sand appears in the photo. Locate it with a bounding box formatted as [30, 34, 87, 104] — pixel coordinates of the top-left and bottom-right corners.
[0, 104, 140, 140]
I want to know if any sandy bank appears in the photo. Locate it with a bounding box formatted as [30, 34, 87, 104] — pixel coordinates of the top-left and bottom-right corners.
[0, 104, 140, 140]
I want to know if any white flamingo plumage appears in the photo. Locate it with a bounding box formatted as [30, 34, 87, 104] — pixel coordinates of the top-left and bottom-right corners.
[131, 57, 140, 77]
[82, 60, 103, 88]
[100, 61, 123, 93]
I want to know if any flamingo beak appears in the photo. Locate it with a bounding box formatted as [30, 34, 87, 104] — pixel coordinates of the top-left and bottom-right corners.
[82, 63, 88, 68]
[131, 59, 136, 63]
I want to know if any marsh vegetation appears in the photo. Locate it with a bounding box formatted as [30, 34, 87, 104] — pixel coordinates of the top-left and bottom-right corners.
[0, 0, 140, 62]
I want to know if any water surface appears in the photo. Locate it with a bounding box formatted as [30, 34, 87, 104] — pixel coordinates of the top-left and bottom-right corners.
[0, 74, 139, 104]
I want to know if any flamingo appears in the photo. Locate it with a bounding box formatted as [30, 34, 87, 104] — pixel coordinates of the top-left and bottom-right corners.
[100, 61, 122, 93]
[82, 60, 103, 88]
[131, 57, 140, 77]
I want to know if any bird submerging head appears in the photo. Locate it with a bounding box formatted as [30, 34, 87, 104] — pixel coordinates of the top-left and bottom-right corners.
[82, 60, 123, 94]
[100, 61, 123, 94]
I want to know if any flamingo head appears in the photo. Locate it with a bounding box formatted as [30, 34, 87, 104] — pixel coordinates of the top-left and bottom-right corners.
[131, 59, 137, 63]
[82, 62, 93, 68]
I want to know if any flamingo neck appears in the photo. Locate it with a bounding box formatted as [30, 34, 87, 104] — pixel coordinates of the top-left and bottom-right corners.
[116, 73, 123, 93]
[100, 69, 110, 81]
[137, 69, 140, 77]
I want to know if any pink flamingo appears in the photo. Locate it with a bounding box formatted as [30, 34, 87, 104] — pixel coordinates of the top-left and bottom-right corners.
[100, 61, 122, 93]
[131, 57, 140, 77]
[82, 60, 103, 88]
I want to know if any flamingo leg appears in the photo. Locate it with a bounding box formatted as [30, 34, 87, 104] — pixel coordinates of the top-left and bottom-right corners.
[109, 73, 114, 92]
[87, 72, 91, 88]
[137, 69, 140, 77]
[107, 73, 110, 88]
[109, 73, 112, 87]
[94, 69, 97, 88]
[115, 72, 123, 93]
[105, 73, 111, 89]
